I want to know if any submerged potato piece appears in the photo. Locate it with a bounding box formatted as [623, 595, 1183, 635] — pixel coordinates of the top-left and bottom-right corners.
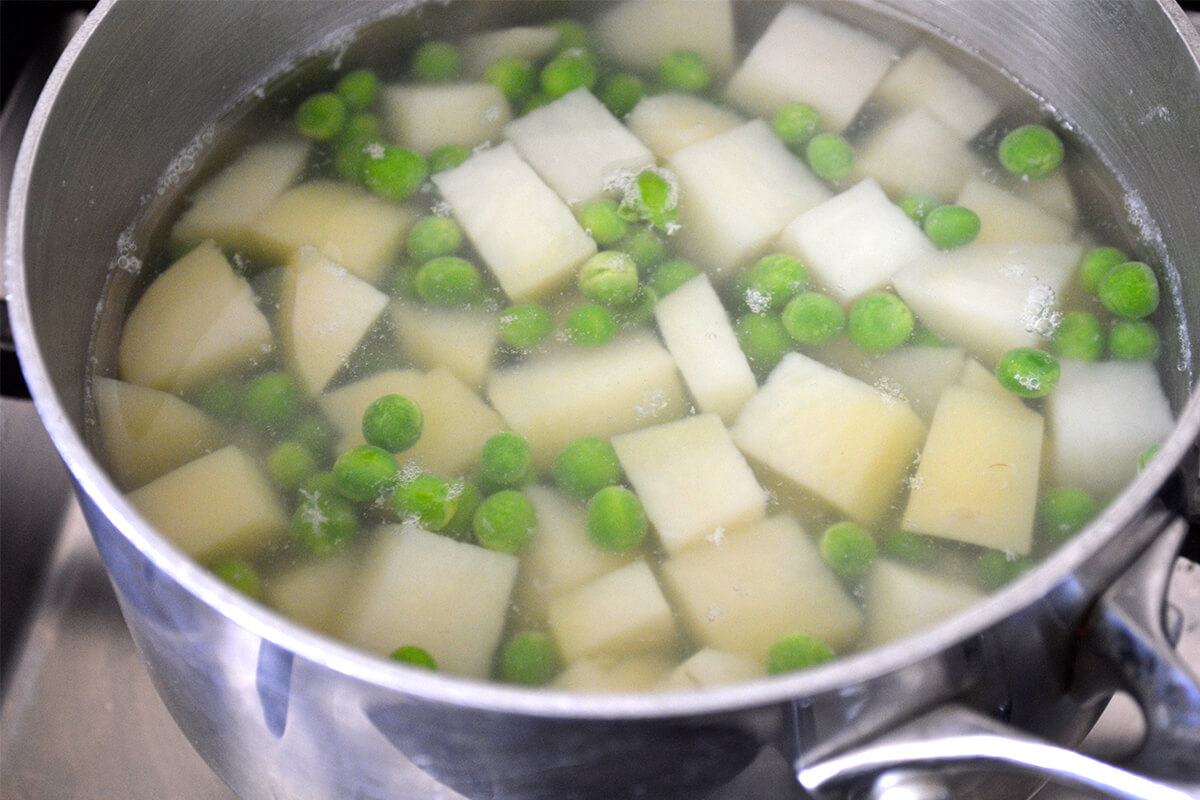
[860, 346, 968, 423]
[553, 655, 674, 693]
[266, 548, 359, 636]
[864, 560, 983, 647]
[902, 386, 1044, 554]
[320, 367, 505, 476]
[956, 176, 1074, 245]
[504, 88, 655, 206]
[128, 445, 287, 561]
[118, 240, 274, 394]
[487, 335, 686, 469]
[659, 648, 765, 690]
[1009, 169, 1077, 224]
[613, 413, 767, 555]
[341, 525, 519, 678]
[171, 137, 309, 251]
[873, 46, 1000, 139]
[626, 93, 743, 158]
[959, 357, 1024, 403]
[381, 83, 511, 154]
[653, 274, 756, 424]
[547, 560, 677, 663]
[432, 142, 597, 302]
[94, 377, 225, 490]
[724, 4, 896, 130]
[1047, 361, 1175, 500]
[591, 0, 736, 77]
[662, 516, 864, 661]
[853, 108, 981, 202]
[891, 242, 1082, 364]
[668, 119, 830, 279]
[390, 301, 499, 390]
[460, 25, 560, 77]
[779, 178, 936, 303]
[733, 352, 927, 525]
[277, 249, 389, 396]
[249, 180, 414, 283]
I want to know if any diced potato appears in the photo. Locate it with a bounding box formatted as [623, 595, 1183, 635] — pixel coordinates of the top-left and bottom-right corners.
[277, 249, 390, 396]
[626, 93, 743, 158]
[128, 445, 287, 561]
[591, 0, 736, 77]
[516, 486, 635, 623]
[662, 515, 864, 660]
[432, 142, 597, 302]
[341, 525, 519, 678]
[171, 138, 309, 251]
[724, 4, 897, 130]
[265, 548, 360, 636]
[613, 413, 767, 555]
[390, 301, 498, 390]
[547, 560, 677, 663]
[94, 377, 225, 490]
[1007, 169, 1078, 224]
[460, 26, 560, 77]
[861, 346, 968, 423]
[778, 178, 936, 303]
[653, 274, 756, 424]
[956, 176, 1074, 245]
[320, 367, 505, 476]
[959, 358, 1024, 403]
[732, 352, 927, 525]
[487, 335, 686, 469]
[381, 83, 511, 154]
[668, 120, 830, 279]
[1046, 361, 1175, 500]
[553, 655, 673, 693]
[118, 241, 274, 394]
[864, 559, 983, 647]
[504, 88, 655, 206]
[249, 180, 414, 283]
[853, 108, 981, 202]
[873, 46, 1000, 139]
[902, 386, 1044, 554]
[891, 242, 1082, 364]
[658, 648, 765, 690]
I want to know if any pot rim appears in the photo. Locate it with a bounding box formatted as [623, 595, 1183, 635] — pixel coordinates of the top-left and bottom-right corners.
[6, 0, 1200, 723]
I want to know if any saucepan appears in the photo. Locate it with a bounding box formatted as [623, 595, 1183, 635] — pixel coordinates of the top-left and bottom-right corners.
[6, 1, 1200, 798]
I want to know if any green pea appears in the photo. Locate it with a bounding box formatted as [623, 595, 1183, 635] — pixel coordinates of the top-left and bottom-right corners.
[1098, 261, 1159, 320]
[414, 256, 482, 306]
[361, 394, 422, 452]
[473, 490, 537, 554]
[564, 304, 618, 347]
[615, 225, 667, 272]
[481, 432, 534, 489]
[336, 68, 380, 111]
[772, 102, 821, 148]
[910, 327, 947, 347]
[412, 41, 460, 82]
[586, 485, 648, 553]
[614, 288, 658, 328]
[295, 92, 346, 141]
[1053, 311, 1104, 361]
[540, 50, 597, 99]
[339, 111, 384, 142]
[805, 133, 854, 181]
[499, 631, 559, 685]
[391, 473, 458, 531]
[782, 292, 845, 346]
[549, 18, 589, 52]
[923, 204, 980, 250]
[292, 489, 359, 556]
[897, 193, 940, 225]
[1109, 320, 1160, 361]
[428, 144, 472, 174]
[485, 57, 537, 105]
[598, 72, 647, 117]
[819, 521, 877, 579]
[211, 558, 263, 599]
[364, 146, 428, 201]
[619, 168, 679, 231]
[267, 440, 318, 491]
[740, 253, 810, 312]
[1078, 246, 1127, 294]
[292, 414, 336, 458]
[995, 347, 1060, 398]
[576, 199, 630, 246]
[998, 123, 1064, 179]
[390, 645, 437, 670]
[847, 293, 914, 353]
[658, 49, 711, 93]
[499, 303, 553, 350]
[334, 114, 384, 182]
[243, 371, 300, 433]
[1037, 487, 1098, 544]
[650, 259, 701, 297]
[881, 530, 939, 567]
[736, 312, 792, 371]
[578, 251, 641, 307]
[522, 92, 554, 114]
[1138, 444, 1162, 472]
[444, 479, 484, 540]
[196, 378, 242, 422]
[332, 444, 398, 503]
[552, 437, 622, 499]
[976, 549, 1029, 590]
[767, 632, 835, 675]
[301, 470, 339, 497]
[406, 216, 463, 263]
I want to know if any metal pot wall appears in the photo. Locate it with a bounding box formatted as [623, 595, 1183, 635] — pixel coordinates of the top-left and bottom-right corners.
[6, 1, 1200, 798]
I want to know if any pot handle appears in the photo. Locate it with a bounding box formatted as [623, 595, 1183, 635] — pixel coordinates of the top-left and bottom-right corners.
[797, 513, 1200, 800]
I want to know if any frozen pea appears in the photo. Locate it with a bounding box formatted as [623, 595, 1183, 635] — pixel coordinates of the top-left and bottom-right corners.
[658, 49, 711, 93]
[767, 632, 835, 675]
[1052, 311, 1104, 361]
[995, 347, 1060, 398]
[881, 530, 939, 567]
[552, 437, 622, 499]
[782, 292, 845, 346]
[923, 205, 980, 250]
[292, 489, 359, 556]
[196, 378, 242, 422]
[619, 168, 679, 232]
[615, 226, 667, 272]
[805, 133, 854, 181]
[736, 312, 792, 371]
[361, 394, 423, 452]
[976, 549, 1029, 589]
[1108, 320, 1160, 361]
[406, 216, 463, 263]
[391, 473, 458, 531]
[473, 490, 537, 554]
[1037, 487, 1098, 543]
[336, 68, 380, 111]
[598, 72, 647, 117]
[897, 193, 940, 225]
[910, 327, 947, 347]
[1098, 261, 1159, 320]
[481, 432, 534, 489]
[332, 444, 398, 503]
[390, 645, 437, 670]
[414, 256, 482, 306]
[292, 414, 335, 457]
[578, 251, 641, 307]
[499, 631, 559, 685]
[586, 485, 648, 553]
[1078, 246, 1127, 294]
[576, 199, 630, 246]
[267, 440, 318, 491]
[614, 288, 658, 329]
[243, 371, 300, 433]
[211, 558, 263, 599]
[485, 57, 537, 105]
[428, 144, 472, 174]
[772, 102, 821, 148]
[444, 479, 484, 540]
[564, 304, 618, 347]
[540, 50, 597, 98]
[412, 41, 461, 82]
[295, 92, 346, 141]
[364, 146, 428, 201]
[847, 293, 914, 353]
[499, 303, 553, 350]
[739, 253, 809, 312]
[650, 259, 700, 297]
[819, 521, 877, 579]
[998, 123, 1063, 179]
[522, 92, 554, 114]
[549, 19, 589, 52]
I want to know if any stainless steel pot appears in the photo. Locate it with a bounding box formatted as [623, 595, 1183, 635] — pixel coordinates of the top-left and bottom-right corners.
[6, 2, 1200, 798]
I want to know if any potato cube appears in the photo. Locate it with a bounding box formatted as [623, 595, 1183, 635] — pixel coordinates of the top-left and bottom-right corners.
[612, 413, 767, 555]
[171, 137, 309, 251]
[956, 176, 1074, 245]
[94, 377, 225, 490]
[504, 88, 655, 206]
[668, 120, 830, 279]
[626, 92, 743, 158]
[873, 46, 1000, 139]
[320, 367, 505, 476]
[1009, 169, 1077, 223]
[487, 335, 686, 469]
[863, 346, 968, 423]
[891, 242, 1082, 363]
[432, 142, 597, 302]
[265, 549, 359, 636]
[128, 445, 286, 561]
[1046, 361, 1175, 500]
[390, 301, 499, 390]
[958, 358, 1025, 403]
[381, 83, 511, 154]
[118, 241, 274, 393]
[654, 274, 756, 424]
[724, 4, 896, 130]
[853, 108, 981, 202]
[902, 386, 1044, 554]
[547, 560, 677, 662]
[341, 525, 519, 678]
[592, 0, 736, 77]
[277, 249, 390, 396]
[662, 515, 864, 660]
[864, 560, 983, 647]
[778, 178, 936, 303]
[732, 352, 927, 525]
[553, 655, 673, 693]
[659, 648, 765, 690]
[461, 26, 560, 77]
[249, 180, 414, 283]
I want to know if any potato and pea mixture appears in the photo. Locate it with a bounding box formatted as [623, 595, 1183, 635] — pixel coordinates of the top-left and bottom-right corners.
[96, 1, 1176, 690]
